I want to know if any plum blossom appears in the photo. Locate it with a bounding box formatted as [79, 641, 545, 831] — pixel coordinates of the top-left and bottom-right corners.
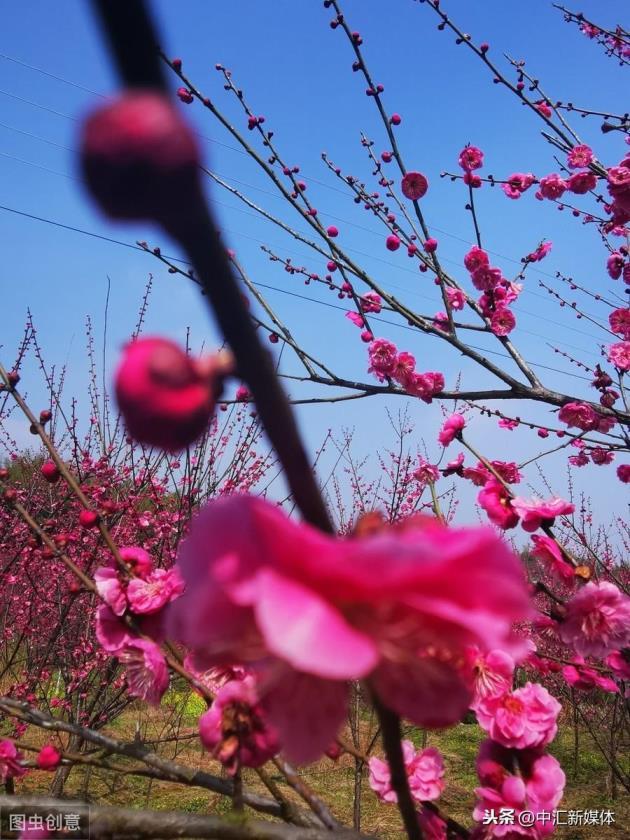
[475, 682, 561, 749]
[607, 252, 624, 280]
[617, 464, 630, 483]
[127, 567, 184, 614]
[464, 246, 489, 273]
[526, 241, 552, 263]
[558, 401, 598, 431]
[94, 566, 127, 616]
[120, 546, 153, 578]
[502, 173, 535, 199]
[567, 144, 593, 169]
[391, 352, 416, 388]
[490, 308, 516, 336]
[607, 163, 630, 213]
[413, 460, 440, 484]
[510, 496, 574, 533]
[360, 292, 382, 314]
[368, 338, 397, 381]
[467, 648, 515, 710]
[438, 413, 465, 446]
[478, 480, 518, 530]
[474, 741, 565, 838]
[167, 495, 530, 763]
[472, 265, 502, 291]
[446, 288, 466, 310]
[607, 340, 630, 371]
[459, 145, 484, 172]
[401, 171, 429, 200]
[369, 740, 445, 803]
[37, 745, 62, 771]
[118, 638, 169, 705]
[538, 174, 566, 200]
[609, 308, 630, 340]
[558, 582, 630, 658]
[0, 739, 25, 782]
[530, 535, 574, 584]
[562, 657, 619, 694]
[567, 171, 597, 194]
[199, 676, 280, 772]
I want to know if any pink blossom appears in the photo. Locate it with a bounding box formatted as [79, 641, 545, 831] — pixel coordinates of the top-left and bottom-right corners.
[559, 582, 630, 658]
[490, 308, 516, 336]
[558, 401, 598, 431]
[607, 340, 630, 371]
[438, 413, 465, 446]
[443, 452, 465, 476]
[530, 535, 574, 584]
[606, 650, 630, 680]
[345, 311, 365, 328]
[498, 418, 518, 430]
[476, 682, 561, 749]
[199, 676, 280, 772]
[607, 164, 630, 213]
[95, 604, 132, 652]
[510, 496, 574, 533]
[617, 464, 630, 483]
[418, 808, 448, 839]
[118, 638, 169, 705]
[167, 495, 530, 763]
[467, 648, 515, 710]
[401, 171, 429, 200]
[464, 246, 490, 273]
[478, 480, 518, 530]
[567, 171, 597, 194]
[590, 447, 614, 465]
[360, 292, 382, 313]
[459, 146, 484, 172]
[368, 338, 398, 381]
[0, 739, 25, 782]
[369, 740, 445, 804]
[609, 308, 630, 340]
[115, 337, 227, 452]
[446, 288, 466, 310]
[127, 567, 184, 614]
[607, 252, 625, 280]
[472, 265, 502, 291]
[414, 460, 440, 484]
[37, 745, 61, 771]
[502, 173, 535, 199]
[567, 145, 594, 169]
[94, 566, 127, 616]
[120, 546, 153, 578]
[391, 352, 416, 388]
[562, 658, 618, 694]
[538, 173, 567, 200]
[526, 241, 552, 262]
[534, 100, 552, 118]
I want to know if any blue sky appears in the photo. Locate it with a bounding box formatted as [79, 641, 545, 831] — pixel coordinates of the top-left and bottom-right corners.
[1, 0, 628, 530]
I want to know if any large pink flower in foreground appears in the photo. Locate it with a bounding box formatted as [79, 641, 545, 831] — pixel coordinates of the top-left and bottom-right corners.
[558, 582, 630, 658]
[167, 495, 531, 763]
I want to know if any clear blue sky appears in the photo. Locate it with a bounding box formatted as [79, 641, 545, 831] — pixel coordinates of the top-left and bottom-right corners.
[1, 0, 627, 530]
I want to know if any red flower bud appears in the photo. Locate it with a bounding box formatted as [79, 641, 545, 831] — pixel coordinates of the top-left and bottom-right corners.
[115, 337, 232, 452]
[39, 409, 52, 424]
[37, 745, 62, 771]
[41, 461, 61, 484]
[80, 92, 201, 225]
[79, 510, 100, 529]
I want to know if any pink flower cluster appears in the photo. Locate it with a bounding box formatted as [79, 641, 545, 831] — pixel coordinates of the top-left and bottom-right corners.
[476, 682, 561, 749]
[557, 402, 615, 433]
[369, 740, 445, 804]
[95, 548, 184, 705]
[367, 339, 445, 402]
[558, 582, 630, 658]
[463, 247, 518, 336]
[478, 484, 573, 533]
[473, 740, 565, 838]
[166, 494, 531, 763]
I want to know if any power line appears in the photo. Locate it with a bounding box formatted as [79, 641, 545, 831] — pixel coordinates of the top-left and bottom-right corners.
[0, 53, 109, 99]
[0, 202, 594, 383]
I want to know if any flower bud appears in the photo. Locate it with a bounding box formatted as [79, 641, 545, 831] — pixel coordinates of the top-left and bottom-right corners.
[41, 461, 61, 484]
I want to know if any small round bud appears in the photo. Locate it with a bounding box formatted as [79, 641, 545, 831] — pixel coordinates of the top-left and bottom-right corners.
[41, 461, 61, 484]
